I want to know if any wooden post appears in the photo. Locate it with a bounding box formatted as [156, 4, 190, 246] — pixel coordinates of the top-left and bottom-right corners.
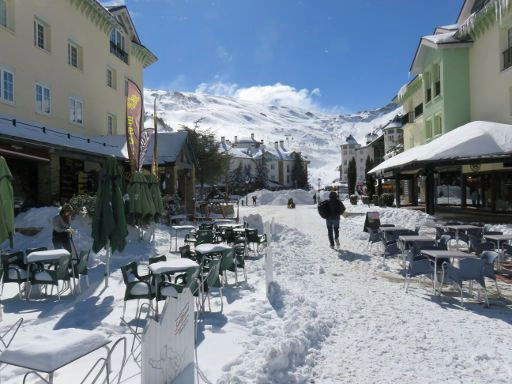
[425, 167, 435, 215]
[394, 171, 401, 208]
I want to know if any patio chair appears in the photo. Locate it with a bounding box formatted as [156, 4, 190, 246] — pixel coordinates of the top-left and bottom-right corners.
[218, 248, 239, 285]
[157, 266, 201, 302]
[179, 244, 197, 262]
[469, 234, 494, 255]
[233, 243, 248, 282]
[382, 240, 400, 261]
[185, 230, 214, 248]
[70, 250, 90, 293]
[29, 255, 73, 300]
[0, 317, 23, 353]
[435, 227, 445, 241]
[367, 228, 383, 251]
[80, 337, 127, 384]
[199, 223, 214, 231]
[438, 234, 452, 250]
[1, 252, 29, 298]
[480, 250, 501, 297]
[245, 229, 267, 254]
[440, 258, 489, 307]
[121, 262, 153, 319]
[403, 251, 434, 293]
[200, 256, 223, 312]
[148, 255, 166, 265]
[484, 231, 503, 248]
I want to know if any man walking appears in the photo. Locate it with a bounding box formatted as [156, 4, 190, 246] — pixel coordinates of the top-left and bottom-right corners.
[318, 191, 345, 249]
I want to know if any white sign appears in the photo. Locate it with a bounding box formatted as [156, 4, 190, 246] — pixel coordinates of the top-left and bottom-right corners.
[142, 290, 195, 383]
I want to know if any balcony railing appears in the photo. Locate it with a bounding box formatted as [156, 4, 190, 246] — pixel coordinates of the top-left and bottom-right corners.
[503, 47, 512, 71]
[110, 41, 128, 64]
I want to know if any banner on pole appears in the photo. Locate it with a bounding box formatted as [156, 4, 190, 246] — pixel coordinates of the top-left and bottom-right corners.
[126, 80, 143, 172]
[142, 290, 195, 384]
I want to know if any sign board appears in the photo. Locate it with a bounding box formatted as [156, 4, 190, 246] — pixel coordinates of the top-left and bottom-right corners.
[142, 290, 195, 384]
[363, 211, 381, 232]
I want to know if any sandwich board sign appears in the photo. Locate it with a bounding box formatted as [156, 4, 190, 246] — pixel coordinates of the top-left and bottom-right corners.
[363, 211, 381, 232]
[142, 290, 194, 383]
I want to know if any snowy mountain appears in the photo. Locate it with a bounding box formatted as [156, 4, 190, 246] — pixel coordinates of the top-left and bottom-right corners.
[144, 89, 401, 185]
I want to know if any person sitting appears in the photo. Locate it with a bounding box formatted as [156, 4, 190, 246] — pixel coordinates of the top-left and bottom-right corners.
[52, 204, 74, 253]
[287, 198, 296, 209]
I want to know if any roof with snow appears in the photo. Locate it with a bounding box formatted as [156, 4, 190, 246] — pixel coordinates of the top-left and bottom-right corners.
[369, 121, 512, 174]
[0, 115, 125, 158]
[410, 31, 473, 74]
[345, 135, 359, 145]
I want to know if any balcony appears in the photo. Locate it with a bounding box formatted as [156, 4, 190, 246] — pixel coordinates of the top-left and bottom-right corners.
[110, 41, 128, 64]
[503, 47, 512, 71]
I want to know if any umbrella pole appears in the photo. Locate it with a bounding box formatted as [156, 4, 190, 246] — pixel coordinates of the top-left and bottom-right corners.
[105, 241, 111, 288]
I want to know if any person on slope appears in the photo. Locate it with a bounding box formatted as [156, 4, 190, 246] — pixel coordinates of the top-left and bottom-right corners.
[318, 191, 345, 249]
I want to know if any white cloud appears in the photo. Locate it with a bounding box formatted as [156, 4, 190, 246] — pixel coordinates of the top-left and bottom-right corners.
[195, 81, 323, 111]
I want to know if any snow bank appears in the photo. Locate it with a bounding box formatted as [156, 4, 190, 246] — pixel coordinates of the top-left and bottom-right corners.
[248, 189, 315, 206]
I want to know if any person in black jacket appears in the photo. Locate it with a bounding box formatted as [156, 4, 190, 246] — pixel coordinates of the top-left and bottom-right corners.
[325, 191, 345, 249]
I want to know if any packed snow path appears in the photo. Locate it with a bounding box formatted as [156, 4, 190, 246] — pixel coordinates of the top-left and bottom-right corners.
[1, 204, 511, 383]
[216, 204, 512, 384]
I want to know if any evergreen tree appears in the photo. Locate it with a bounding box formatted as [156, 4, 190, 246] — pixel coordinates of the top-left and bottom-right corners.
[182, 126, 230, 191]
[228, 163, 245, 194]
[254, 156, 268, 190]
[347, 157, 357, 195]
[365, 156, 376, 198]
[291, 153, 308, 189]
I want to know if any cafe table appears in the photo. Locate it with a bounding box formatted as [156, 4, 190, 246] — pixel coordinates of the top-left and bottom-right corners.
[25, 249, 72, 299]
[484, 234, 512, 270]
[169, 225, 196, 252]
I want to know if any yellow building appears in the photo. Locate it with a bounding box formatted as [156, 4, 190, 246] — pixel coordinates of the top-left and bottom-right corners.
[0, 1, 156, 206]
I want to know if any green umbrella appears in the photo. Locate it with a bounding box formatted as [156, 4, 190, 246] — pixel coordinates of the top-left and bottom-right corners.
[91, 156, 127, 287]
[146, 173, 164, 219]
[0, 157, 14, 249]
[127, 171, 156, 225]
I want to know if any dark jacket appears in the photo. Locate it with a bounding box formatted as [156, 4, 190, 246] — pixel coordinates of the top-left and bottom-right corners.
[326, 198, 345, 220]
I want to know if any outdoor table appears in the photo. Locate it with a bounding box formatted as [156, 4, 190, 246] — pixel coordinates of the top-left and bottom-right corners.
[25, 249, 72, 299]
[195, 243, 233, 255]
[149, 259, 199, 316]
[443, 224, 481, 245]
[484, 234, 512, 270]
[170, 225, 196, 252]
[379, 226, 407, 241]
[421, 249, 477, 295]
[398, 235, 436, 266]
[0, 328, 110, 384]
[216, 223, 243, 229]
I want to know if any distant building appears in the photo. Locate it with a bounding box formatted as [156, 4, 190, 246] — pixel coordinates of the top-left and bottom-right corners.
[220, 133, 308, 188]
[340, 135, 360, 183]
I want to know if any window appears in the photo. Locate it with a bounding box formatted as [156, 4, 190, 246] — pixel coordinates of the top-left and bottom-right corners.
[425, 119, 433, 139]
[110, 28, 125, 50]
[414, 103, 423, 118]
[286, 164, 290, 172]
[35, 83, 50, 115]
[433, 64, 441, 97]
[69, 96, 83, 125]
[107, 114, 116, 135]
[0, 67, 14, 103]
[434, 115, 442, 136]
[0, 0, 6, 28]
[34, 19, 49, 51]
[106, 67, 116, 89]
[270, 163, 275, 170]
[67, 41, 82, 69]
[424, 72, 432, 103]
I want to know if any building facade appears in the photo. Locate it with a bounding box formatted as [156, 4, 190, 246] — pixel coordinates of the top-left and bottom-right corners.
[0, 1, 156, 206]
[340, 135, 360, 183]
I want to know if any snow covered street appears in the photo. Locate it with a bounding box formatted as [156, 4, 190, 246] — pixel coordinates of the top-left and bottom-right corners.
[1, 203, 512, 383]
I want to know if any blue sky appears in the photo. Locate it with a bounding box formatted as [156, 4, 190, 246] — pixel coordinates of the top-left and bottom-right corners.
[107, 0, 464, 113]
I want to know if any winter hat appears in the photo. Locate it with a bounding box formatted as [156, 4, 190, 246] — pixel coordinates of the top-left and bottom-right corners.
[329, 191, 338, 200]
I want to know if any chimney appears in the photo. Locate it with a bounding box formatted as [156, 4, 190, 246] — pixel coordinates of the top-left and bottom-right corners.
[234, 136, 238, 144]
[280, 140, 285, 150]
[274, 141, 279, 149]
[251, 133, 255, 141]
[260, 139, 264, 145]
[221, 136, 225, 144]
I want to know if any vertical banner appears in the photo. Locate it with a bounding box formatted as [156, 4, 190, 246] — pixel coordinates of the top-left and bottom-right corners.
[126, 80, 143, 172]
[152, 98, 159, 176]
[142, 290, 195, 383]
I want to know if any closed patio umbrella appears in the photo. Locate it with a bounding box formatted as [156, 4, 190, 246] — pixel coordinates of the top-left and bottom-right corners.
[0, 156, 14, 249]
[91, 156, 127, 287]
[146, 173, 164, 219]
[127, 171, 156, 226]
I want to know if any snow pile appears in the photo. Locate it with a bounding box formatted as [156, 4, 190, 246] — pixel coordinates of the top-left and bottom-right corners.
[248, 189, 315, 206]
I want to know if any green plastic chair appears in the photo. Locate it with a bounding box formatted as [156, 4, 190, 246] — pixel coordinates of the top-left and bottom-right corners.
[29, 255, 72, 300]
[70, 250, 90, 293]
[1, 252, 29, 298]
[121, 262, 154, 319]
[157, 266, 200, 303]
[149, 255, 166, 264]
[185, 230, 214, 248]
[179, 245, 197, 261]
[201, 256, 223, 312]
[245, 229, 267, 253]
